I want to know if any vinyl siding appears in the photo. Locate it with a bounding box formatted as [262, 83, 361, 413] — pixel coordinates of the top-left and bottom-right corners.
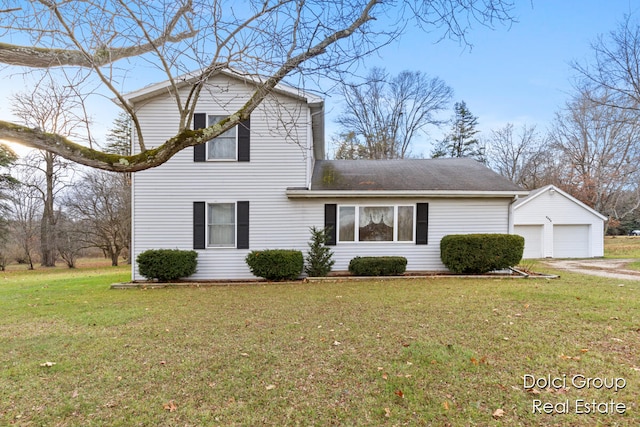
[131, 74, 313, 279]
[514, 189, 604, 258]
[292, 197, 512, 272]
[131, 74, 517, 279]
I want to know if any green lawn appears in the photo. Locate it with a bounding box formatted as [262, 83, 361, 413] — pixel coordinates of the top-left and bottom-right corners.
[1, 260, 639, 426]
[605, 235, 640, 258]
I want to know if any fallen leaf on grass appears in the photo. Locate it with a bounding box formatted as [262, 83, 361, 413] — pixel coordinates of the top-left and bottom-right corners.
[492, 408, 505, 418]
[559, 354, 581, 361]
[382, 373, 388, 380]
[163, 400, 177, 412]
[442, 401, 450, 410]
[39, 361, 56, 367]
[265, 384, 276, 391]
[384, 407, 391, 418]
[394, 389, 404, 399]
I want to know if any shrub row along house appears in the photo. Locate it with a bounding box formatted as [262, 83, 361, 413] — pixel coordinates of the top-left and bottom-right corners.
[125, 70, 597, 281]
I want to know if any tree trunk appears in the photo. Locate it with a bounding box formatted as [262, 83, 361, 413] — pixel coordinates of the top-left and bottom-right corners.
[110, 248, 119, 266]
[40, 153, 56, 267]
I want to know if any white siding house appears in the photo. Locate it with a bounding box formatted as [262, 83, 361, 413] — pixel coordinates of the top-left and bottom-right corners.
[126, 70, 528, 280]
[513, 185, 606, 259]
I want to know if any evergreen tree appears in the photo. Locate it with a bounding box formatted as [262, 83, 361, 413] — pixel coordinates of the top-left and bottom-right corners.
[305, 226, 335, 277]
[0, 144, 18, 227]
[104, 112, 132, 262]
[105, 111, 132, 155]
[432, 101, 485, 161]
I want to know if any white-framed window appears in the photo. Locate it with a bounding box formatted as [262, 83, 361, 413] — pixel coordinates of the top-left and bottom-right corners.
[207, 115, 237, 160]
[338, 205, 415, 243]
[208, 202, 236, 247]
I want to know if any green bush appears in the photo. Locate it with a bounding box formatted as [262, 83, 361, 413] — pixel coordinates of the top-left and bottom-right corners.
[305, 226, 335, 277]
[348, 256, 407, 276]
[440, 234, 524, 274]
[136, 249, 198, 282]
[245, 249, 304, 281]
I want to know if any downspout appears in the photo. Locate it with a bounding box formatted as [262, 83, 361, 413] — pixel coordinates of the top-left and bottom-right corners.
[508, 195, 518, 234]
[130, 172, 136, 280]
[308, 107, 325, 189]
[306, 107, 313, 189]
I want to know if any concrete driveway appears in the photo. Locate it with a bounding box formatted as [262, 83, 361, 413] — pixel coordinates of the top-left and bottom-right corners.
[542, 258, 640, 281]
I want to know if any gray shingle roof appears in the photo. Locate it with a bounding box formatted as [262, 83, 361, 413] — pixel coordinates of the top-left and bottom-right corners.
[310, 158, 524, 192]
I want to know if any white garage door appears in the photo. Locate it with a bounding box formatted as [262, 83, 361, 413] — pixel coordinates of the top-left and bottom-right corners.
[553, 225, 590, 258]
[514, 225, 544, 259]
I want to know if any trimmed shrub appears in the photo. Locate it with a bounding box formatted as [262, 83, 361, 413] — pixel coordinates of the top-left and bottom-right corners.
[440, 233, 524, 274]
[305, 226, 335, 277]
[136, 249, 198, 282]
[348, 256, 407, 276]
[245, 249, 304, 281]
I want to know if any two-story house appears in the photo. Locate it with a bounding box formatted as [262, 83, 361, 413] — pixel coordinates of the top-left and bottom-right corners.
[125, 69, 528, 280]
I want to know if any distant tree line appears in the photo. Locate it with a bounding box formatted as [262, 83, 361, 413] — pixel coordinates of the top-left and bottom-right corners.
[0, 107, 131, 271]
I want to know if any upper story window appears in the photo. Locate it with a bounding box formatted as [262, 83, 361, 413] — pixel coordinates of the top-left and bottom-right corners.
[207, 115, 237, 160]
[193, 113, 250, 163]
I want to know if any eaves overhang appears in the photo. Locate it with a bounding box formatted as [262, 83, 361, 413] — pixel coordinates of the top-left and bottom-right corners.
[286, 189, 530, 199]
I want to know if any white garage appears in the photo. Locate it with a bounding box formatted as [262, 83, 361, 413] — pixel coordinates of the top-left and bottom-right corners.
[514, 224, 544, 259]
[513, 185, 606, 259]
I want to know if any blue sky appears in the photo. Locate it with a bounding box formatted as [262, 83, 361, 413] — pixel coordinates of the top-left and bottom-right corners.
[342, 0, 640, 156]
[2, 0, 639, 158]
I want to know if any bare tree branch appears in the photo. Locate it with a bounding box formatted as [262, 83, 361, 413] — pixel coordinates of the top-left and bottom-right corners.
[0, 0, 516, 172]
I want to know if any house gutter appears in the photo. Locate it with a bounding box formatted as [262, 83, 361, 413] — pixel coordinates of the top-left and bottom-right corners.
[508, 194, 520, 234]
[285, 189, 530, 199]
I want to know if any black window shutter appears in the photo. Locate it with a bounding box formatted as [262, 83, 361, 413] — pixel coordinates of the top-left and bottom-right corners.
[193, 113, 207, 162]
[193, 202, 206, 249]
[416, 203, 429, 245]
[238, 117, 250, 162]
[324, 204, 337, 246]
[236, 201, 250, 249]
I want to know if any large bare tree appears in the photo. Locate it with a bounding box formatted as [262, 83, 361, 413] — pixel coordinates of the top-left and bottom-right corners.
[8, 179, 42, 270]
[63, 170, 131, 266]
[334, 67, 453, 159]
[11, 80, 83, 266]
[0, 0, 514, 172]
[549, 88, 640, 220]
[572, 15, 640, 113]
[485, 123, 557, 189]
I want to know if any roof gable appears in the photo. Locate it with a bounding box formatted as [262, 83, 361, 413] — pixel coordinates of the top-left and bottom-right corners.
[121, 68, 323, 106]
[121, 67, 325, 160]
[513, 185, 607, 220]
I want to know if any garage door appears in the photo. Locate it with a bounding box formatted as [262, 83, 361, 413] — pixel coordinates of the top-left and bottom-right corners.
[514, 225, 544, 259]
[553, 225, 590, 258]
